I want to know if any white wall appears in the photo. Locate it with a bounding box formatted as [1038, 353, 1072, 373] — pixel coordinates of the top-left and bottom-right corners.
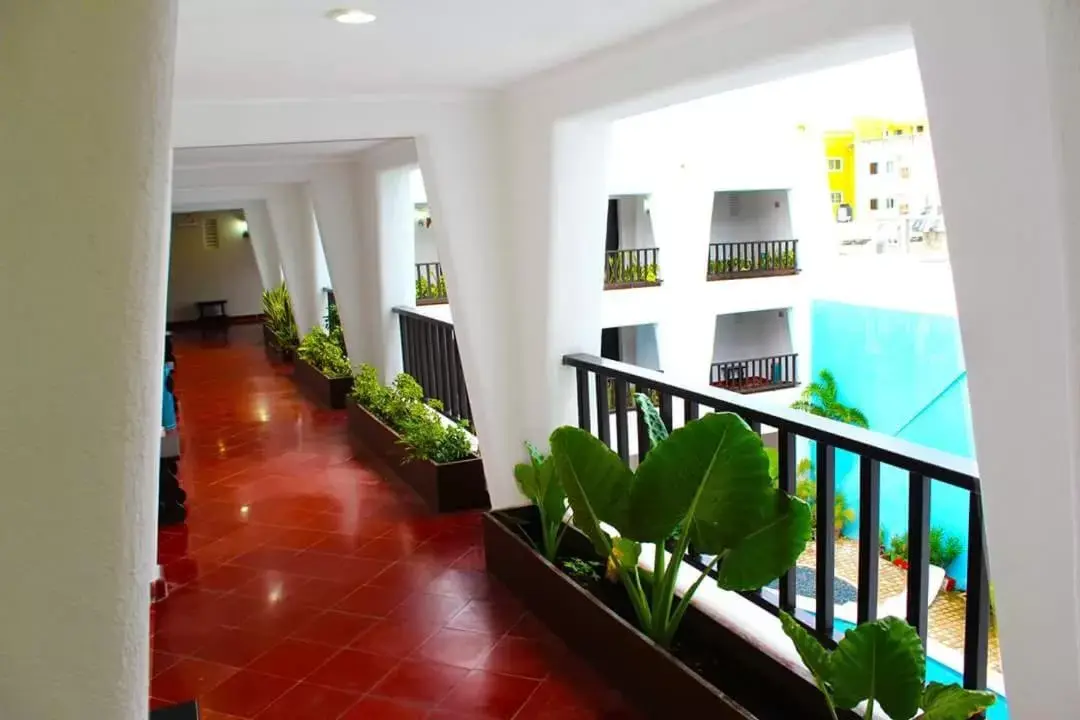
[712, 309, 793, 362]
[615, 195, 655, 249]
[710, 190, 794, 243]
[414, 216, 439, 264]
[166, 210, 263, 321]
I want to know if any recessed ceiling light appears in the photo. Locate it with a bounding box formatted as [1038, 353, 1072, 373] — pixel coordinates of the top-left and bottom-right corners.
[328, 8, 376, 24]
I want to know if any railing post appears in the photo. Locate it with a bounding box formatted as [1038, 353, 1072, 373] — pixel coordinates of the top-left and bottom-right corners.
[576, 368, 591, 432]
[816, 442, 836, 637]
[613, 379, 630, 463]
[907, 472, 931, 647]
[777, 430, 797, 613]
[963, 492, 990, 691]
[594, 373, 611, 444]
[857, 457, 881, 623]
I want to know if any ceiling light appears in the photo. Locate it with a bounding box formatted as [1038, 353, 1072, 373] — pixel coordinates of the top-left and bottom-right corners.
[328, 8, 376, 24]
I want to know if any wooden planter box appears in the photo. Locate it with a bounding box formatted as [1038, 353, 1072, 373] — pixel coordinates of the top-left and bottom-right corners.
[293, 358, 351, 409]
[348, 403, 489, 513]
[262, 325, 295, 364]
[483, 508, 847, 720]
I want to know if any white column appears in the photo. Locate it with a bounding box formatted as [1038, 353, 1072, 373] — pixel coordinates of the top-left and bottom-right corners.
[0, 2, 176, 718]
[651, 165, 716, 387]
[266, 183, 322, 334]
[309, 165, 369, 364]
[241, 199, 282, 290]
[913, 0, 1080, 713]
[372, 164, 417, 378]
[417, 102, 610, 507]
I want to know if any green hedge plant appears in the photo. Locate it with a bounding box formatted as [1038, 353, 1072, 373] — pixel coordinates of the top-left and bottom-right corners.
[549, 397, 811, 647]
[351, 364, 473, 464]
[261, 283, 298, 350]
[779, 612, 995, 719]
[297, 327, 352, 378]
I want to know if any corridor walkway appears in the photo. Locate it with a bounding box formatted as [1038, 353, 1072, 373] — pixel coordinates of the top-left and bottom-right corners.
[150, 327, 637, 719]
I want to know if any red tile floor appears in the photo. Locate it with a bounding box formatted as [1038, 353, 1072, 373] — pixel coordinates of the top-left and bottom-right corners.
[151, 326, 639, 719]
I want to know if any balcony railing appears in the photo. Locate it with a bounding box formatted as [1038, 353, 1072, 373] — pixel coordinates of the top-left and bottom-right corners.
[711, 353, 798, 394]
[604, 248, 662, 289]
[563, 354, 991, 701]
[394, 307, 473, 425]
[415, 262, 448, 305]
[707, 240, 799, 280]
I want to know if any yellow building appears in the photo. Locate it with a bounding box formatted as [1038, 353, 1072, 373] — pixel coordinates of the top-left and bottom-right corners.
[823, 131, 855, 221]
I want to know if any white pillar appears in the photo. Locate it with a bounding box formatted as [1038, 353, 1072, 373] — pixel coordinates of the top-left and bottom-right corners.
[913, 0, 1080, 713]
[651, 165, 716, 387]
[266, 184, 322, 334]
[241, 200, 282, 290]
[309, 165, 369, 363]
[372, 164, 417, 378]
[0, 2, 176, 718]
[417, 103, 610, 507]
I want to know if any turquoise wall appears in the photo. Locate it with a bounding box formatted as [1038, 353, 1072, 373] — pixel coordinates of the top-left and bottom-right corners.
[809, 301, 976, 587]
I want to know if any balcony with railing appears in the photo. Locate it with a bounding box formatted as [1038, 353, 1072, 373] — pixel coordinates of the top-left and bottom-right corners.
[563, 353, 997, 712]
[707, 239, 799, 281]
[415, 262, 448, 305]
[604, 247, 662, 289]
[711, 352, 799, 394]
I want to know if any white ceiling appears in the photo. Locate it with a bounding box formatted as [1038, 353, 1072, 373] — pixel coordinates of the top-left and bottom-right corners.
[175, 0, 721, 101]
[173, 140, 384, 169]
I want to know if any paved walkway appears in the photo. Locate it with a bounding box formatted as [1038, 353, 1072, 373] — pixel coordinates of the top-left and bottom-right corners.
[151, 326, 637, 719]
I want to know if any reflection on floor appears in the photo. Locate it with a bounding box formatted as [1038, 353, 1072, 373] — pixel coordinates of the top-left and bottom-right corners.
[150, 326, 638, 719]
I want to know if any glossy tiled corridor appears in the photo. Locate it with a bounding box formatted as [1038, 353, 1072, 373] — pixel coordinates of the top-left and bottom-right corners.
[151, 327, 637, 719]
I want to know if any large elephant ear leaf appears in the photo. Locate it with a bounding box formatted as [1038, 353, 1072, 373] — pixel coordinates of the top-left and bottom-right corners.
[714, 492, 811, 590]
[513, 462, 539, 502]
[916, 682, 997, 720]
[779, 611, 832, 684]
[536, 454, 566, 526]
[830, 617, 926, 718]
[549, 426, 632, 556]
[631, 412, 771, 547]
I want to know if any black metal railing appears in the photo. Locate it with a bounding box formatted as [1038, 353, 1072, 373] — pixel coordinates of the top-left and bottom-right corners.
[394, 307, 472, 425]
[604, 248, 661, 288]
[415, 262, 448, 305]
[564, 353, 990, 700]
[707, 240, 799, 280]
[710, 353, 798, 393]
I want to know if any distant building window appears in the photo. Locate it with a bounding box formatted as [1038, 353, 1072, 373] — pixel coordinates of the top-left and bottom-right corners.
[827, 158, 843, 172]
[916, 124, 926, 133]
[869, 198, 879, 210]
[900, 167, 911, 179]
[886, 161, 895, 173]
[830, 192, 843, 204]
[886, 198, 896, 209]
[894, 129, 905, 136]
[869, 162, 879, 175]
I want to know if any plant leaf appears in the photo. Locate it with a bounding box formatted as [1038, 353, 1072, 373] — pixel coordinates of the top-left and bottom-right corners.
[536, 454, 567, 531]
[549, 427, 632, 557]
[778, 611, 832, 684]
[513, 462, 539, 501]
[714, 492, 811, 590]
[916, 682, 996, 719]
[611, 536, 642, 572]
[830, 617, 926, 718]
[630, 412, 773, 547]
[634, 392, 669, 447]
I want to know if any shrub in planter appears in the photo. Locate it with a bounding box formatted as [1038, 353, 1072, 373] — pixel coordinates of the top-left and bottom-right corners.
[261, 283, 298, 351]
[779, 612, 995, 719]
[512, 443, 566, 562]
[351, 364, 474, 464]
[297, 327, 352, 379]
[549, 398, 811, 647]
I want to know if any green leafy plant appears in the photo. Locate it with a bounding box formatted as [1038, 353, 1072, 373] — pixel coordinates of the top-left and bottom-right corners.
[605, 254, 660, 285]
[764, 455, 856, 537]
[562, 558, 602, 582]
[791, 370, 869, 428]
[350, 364, 474, 464]
[605, 380, 660, 413]
[261, 283, 299, 350]
[881, 528, 964, 571]
[416, 273, 448, 301]
[779, 612, 995, 719]
[324, 299, 346, 353]
[549, 411, 811, 647]
[298, 327, 352, 378]
[513, 442, 567, 562]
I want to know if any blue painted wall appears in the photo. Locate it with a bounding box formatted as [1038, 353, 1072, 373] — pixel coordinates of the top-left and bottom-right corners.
[809, 301, 975, 587]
